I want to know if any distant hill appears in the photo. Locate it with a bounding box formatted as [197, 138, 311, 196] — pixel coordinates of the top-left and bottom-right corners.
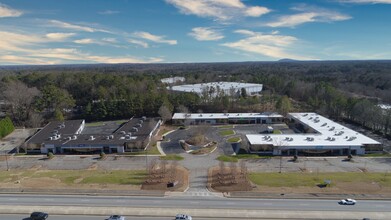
[278, 58, 299, 62]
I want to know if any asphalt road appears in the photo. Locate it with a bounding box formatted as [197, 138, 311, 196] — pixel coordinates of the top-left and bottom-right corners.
[0, 194, 390, 212]
[0, 215, 289, 220]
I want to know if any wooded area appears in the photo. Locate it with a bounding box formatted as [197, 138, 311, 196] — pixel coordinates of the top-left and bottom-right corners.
[0, 60, 390, 138]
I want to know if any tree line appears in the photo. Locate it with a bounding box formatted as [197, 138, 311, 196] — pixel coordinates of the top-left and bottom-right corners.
[0, 61, 390, 138]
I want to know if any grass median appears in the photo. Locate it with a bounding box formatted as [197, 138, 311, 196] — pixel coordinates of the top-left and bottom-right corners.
[248, 172, 391, 187]
[0, 170, 147, 186]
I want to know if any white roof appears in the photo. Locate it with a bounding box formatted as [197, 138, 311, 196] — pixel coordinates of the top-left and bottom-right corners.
[169, 82, 262, 95]
[247, 112, 380, 147]
[172, 112, 283, 120]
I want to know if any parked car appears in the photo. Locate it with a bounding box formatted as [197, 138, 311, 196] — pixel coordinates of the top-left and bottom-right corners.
[106, 215, 125, 220]
[175, 214, 192, 220]
[338, 198, 356, 205]
[30, 212, 49, 220]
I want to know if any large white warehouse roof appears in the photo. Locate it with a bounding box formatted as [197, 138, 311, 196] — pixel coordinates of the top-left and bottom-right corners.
[169, 82, 263, 96]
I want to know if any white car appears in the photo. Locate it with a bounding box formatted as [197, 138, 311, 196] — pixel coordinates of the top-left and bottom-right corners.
[338, 198, 356, 205]
[175, 214, 192, 220]
[106, 215, 125, 220]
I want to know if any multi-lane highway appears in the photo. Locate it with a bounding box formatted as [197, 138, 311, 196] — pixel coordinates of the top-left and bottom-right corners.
[0, 194, 389, 212]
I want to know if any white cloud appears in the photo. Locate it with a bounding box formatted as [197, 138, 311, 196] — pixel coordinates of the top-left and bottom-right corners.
[48, 20, 110, 33]
[133, 31, 177, 45]
[245, 6, 270, 17]
[266, 6, 351, 27]
[0, 3, 23, 18]
[102, 38, 117, 43]
[0, 30, 162, 65]
[189, 27, 224, 41]
[74, 38, 95, 44]
[337, 0, 391, 3]
[45, 33, 75, 41]
[98, 10, 120, 15]
[127, 38, 149, 48]
[221, 29, 311, 60]
[166, 0, 270, 21]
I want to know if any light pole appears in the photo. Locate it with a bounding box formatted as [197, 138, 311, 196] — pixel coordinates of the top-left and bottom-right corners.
[4, 151, 9, 171]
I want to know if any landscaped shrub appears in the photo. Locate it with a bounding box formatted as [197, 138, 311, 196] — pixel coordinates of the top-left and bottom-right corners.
[47, 152, 54, 159]
[0, 117, 15, 139]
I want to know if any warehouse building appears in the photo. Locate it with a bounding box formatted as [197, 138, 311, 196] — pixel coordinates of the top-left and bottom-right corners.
[172, 112, 283, 125]
[246, 112, 382, 156]
[168, 82, 263, 97]
[25, 117, 161, 154]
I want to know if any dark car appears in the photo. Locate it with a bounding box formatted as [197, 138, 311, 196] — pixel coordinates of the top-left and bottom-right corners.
[30, 212, 49, 220]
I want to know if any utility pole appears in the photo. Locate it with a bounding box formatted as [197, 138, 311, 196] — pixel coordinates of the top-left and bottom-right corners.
[4, 151, 9, 171]
[279, 155, 282, 173]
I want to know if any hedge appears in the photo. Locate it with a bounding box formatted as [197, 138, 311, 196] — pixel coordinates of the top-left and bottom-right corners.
[0, 117, 15, 139]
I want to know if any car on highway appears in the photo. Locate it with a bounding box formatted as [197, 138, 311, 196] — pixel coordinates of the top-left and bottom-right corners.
[175, 214, 192, 220]
[106, 215, 125, 220]
[30, 211, 49, 220]
[338, 198, 357, 205]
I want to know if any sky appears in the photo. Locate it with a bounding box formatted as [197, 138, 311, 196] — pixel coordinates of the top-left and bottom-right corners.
[0, 0, 391, 65]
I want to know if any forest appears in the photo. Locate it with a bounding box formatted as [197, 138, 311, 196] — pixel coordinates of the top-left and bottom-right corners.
[0, 60, 390, 138]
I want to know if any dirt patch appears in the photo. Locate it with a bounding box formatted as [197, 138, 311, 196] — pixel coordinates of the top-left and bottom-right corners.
[87, 163, 98, 170]
[141, 163, 188, 192]
[208, 165, 252, 192]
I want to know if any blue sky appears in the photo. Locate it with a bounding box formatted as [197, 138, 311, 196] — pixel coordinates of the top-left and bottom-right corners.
[0, 0, 391, 65]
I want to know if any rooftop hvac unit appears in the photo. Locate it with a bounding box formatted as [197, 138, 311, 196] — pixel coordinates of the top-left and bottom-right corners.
[109, 135, 114, 139]
[72, 135, 77, 140]
[139, 120, 144, 124]
[89, 135, 95, 141]
[142, 116, 147, 120]
[66, 136, 72, 141]
[137, 123, 142, 128]
[120, 131, 126, 134]
[49, 137, 53, 140]
[106, 136, 110, 140]
[132, 127, 138, 132]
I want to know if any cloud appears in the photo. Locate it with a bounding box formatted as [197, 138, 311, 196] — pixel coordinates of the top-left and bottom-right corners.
[166, 0, 270, 21]
[73, 38, 96, 44]
[0, 3, 23, 18]
[45, 33, 75, 41]
[189, 27, 224, 41]
[0, 30, 162, 65]
[266, 5, 351, 27]
[133, 31, 177, 45]
[127, 38, 149, 48]
[337, 0, 391, 3]
[221, 29, 311, 60]
[98, 10, 120, 15]
[48, 20, 110, 33]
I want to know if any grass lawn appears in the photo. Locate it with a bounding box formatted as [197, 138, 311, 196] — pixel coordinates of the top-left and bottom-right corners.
[160, 154, 184, 161]
[362, 153, 391, 157]
[0, 170, 147, 185]
[273, 129, 282, 134]
[219, 130, 235, 136]
[217, 154, 271, 162]
[227, 137, 241, 143]
[249, 172, 391, 188]
[85, 120, 128, 127]
[217, 125, 234, 129]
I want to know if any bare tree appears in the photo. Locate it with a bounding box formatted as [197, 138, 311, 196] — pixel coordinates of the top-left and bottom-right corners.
[2, 80, 41, 126]
[158, 105, 172, 123]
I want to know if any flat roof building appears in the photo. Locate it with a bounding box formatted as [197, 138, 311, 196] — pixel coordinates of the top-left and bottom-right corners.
[172, 112, 283, 125]
[246, 112, 382, 156]
[169, 82, 263, 97]
[25, 117, 161, 154]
